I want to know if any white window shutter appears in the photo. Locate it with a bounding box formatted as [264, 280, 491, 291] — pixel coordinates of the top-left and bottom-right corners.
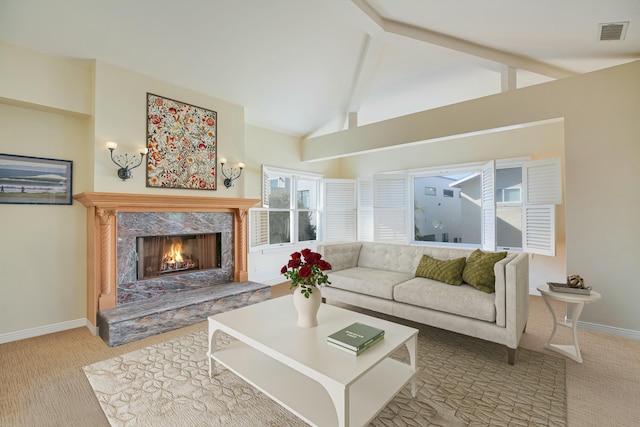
[523, 205, 556, 256]
[481, 160, 496, 251]
[357, 177, 374, 242]
[522, 157, 561, 256]
[524, 158, 562, 204]
[249, 209, 268, 250]
[373, 174, 409, 244]
[261, 166, 270, 208]
[323, 179, 357, 242]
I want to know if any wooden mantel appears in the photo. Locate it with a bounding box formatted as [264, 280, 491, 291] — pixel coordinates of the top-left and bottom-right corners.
[74, 192, 260, 327]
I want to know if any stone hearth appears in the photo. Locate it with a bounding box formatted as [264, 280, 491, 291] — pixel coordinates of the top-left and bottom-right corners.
[97, 281, 270, 346]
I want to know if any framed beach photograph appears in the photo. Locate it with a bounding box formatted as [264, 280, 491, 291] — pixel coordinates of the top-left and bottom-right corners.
[146, 93, 218, 190]
[0, 153, 73, 205]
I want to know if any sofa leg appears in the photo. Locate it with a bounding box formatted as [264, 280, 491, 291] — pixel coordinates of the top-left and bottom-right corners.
[523, 322, 527, 333]
[507, 347, 516, 365]
[321, 297, 326, 304]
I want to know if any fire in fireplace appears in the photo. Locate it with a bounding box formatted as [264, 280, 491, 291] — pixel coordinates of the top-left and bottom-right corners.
[136, 233, 221, 280]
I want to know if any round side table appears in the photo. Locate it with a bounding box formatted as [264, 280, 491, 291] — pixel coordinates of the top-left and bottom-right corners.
[537, 284, 601, 363]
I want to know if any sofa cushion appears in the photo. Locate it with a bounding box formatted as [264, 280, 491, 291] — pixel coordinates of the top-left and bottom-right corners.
[415, 255, 466, 286]
[462, 249, 508, 293]
[326, 267, 414, 300]
[394, 277, 496, 322]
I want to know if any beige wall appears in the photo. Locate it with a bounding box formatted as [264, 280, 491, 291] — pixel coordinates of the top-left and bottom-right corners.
[0, 41, 92, 115]
[305, 61, 640, 332]
[0, 103, 90, 335]
[92, 61, 247, 196]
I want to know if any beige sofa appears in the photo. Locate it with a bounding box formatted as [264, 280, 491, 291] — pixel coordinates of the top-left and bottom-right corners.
[317, 242, 529, 364]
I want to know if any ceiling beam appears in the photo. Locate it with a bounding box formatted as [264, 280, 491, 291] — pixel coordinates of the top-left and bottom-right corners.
[347, 34, 384, 116]
[352, 0, 577, 80]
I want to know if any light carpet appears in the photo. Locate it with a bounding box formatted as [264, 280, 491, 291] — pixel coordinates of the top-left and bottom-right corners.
[84, 326, 566, 426]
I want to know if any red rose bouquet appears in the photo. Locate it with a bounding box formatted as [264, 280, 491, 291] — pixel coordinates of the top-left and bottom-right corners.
[281, 249, 332, 298]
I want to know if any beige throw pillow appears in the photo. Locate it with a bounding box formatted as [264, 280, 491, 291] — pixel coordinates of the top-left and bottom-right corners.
[415, 255, 466, 286]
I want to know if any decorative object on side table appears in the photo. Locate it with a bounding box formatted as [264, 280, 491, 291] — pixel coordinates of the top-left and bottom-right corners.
[567, 274, 585, 288]
[548, 274, 592, 295]
[281, 249, 332, 327]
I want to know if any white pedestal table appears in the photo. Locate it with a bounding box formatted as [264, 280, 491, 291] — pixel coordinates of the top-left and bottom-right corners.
[537, 283, 601, 363]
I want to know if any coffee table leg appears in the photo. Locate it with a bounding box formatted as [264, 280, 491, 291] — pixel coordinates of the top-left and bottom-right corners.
[320, 381, 348, 427]
[207, 327, 219, 378]
[405, 335, 418, 397]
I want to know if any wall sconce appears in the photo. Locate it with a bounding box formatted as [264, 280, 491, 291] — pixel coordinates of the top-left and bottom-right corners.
[219, 158, 245, 188]
[106, 141, 148, 181]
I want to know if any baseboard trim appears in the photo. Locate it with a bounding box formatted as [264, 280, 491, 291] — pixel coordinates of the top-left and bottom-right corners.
[0, 318, 91, 344]
[577, 320, 640, 341]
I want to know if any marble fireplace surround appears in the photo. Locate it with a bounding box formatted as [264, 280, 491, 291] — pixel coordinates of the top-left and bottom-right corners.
[74, 192, 259, 327]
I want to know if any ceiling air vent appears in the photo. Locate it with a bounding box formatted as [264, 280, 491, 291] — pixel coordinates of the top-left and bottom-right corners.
[598, 22, 628, 41]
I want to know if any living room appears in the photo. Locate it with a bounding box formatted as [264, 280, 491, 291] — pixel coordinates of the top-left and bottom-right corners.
[1, 1, 639, 425]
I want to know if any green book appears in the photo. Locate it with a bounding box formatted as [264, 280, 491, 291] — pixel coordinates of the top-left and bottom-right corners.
[327, 322, 385, 352]
[327, 334, 384, 356]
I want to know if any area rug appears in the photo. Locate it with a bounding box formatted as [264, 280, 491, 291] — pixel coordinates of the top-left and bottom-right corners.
[84, 325, 566, 426]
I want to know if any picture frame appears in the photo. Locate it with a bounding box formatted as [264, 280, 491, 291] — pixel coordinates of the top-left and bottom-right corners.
[0, 153, 73, 205]
[146, 93, 218, 190]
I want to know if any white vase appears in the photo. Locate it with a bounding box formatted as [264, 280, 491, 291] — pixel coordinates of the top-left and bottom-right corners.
[293, 286, 322, 327]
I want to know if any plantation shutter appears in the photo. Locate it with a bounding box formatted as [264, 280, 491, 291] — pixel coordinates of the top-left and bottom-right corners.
[523, 158, 561, 256]
[481, 160, 496, 251]
[357, 177, 374, 242]
[249, 209, 269, 250]
[373, 174, 409, 244]
[323, 179, 357, 242]
[261, 165, 271, 208]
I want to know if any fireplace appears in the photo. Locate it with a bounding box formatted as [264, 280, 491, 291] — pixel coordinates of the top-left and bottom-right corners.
[136, 233, 222, 279]
[73, 192, 260, 328]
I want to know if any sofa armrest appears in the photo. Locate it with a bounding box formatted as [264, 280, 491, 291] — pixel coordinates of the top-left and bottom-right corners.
[317, 242, 363, 272]
[504, 252, 529, 349]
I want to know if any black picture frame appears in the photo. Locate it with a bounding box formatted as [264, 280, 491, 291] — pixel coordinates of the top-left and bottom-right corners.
[0, 153, 73, 205]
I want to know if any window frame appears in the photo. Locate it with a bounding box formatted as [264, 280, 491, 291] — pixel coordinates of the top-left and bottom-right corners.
[249, 166, 323, 251]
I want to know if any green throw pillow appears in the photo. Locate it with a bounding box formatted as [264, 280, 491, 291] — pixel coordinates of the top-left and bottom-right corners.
[462, 249, 508, 293]
[415, 255, 466, 286]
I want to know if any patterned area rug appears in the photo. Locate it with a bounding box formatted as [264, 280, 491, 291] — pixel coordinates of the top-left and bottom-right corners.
[84, 325, 566, 426]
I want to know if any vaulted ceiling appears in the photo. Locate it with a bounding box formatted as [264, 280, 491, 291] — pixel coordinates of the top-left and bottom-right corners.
[1, 0, 638, 137]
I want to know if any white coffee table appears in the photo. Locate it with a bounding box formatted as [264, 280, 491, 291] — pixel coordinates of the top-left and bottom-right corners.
[207, 295, 418, 427]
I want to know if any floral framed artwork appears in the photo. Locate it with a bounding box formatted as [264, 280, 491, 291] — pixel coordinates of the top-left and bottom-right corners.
[146, 93, 218, 190]
[0, 153, 73, 205]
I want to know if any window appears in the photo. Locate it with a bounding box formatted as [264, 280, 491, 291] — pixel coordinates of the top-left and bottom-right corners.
[370, 157, 561, 256]
[496, 167, 523, 249]
[250, 166, 321, 250]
